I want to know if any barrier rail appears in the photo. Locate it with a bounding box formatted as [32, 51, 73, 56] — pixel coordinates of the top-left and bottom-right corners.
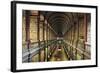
[22, 40, 58, 62]
[22, 40, 91, 62]
[62, 40, 91, 60]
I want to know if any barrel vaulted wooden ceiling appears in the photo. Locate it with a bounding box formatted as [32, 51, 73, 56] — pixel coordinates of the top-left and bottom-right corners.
[41, 11, 79, 37]
[23, 10, 90, 37]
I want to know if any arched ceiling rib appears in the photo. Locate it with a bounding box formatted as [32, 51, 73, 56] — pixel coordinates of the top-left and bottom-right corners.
[41, 11, 79, 37]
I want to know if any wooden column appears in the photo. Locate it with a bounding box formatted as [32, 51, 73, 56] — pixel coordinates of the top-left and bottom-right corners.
[25, 10, 30, 62]
[75, 15, 79, 60]
[46, 23, 49, 61]
[84, 14, 87, 42]
[70, 28, 73, 60]
[83, 14, 87, 59]
[43, 16, 45, 61]
[73, 23, 76, 60]
[45, 23, 48, 61]
[43, 16, 47, 61]
[25, 11, 30, 42]
[37, 11, 41, 62]
[49, 28, 51, 57]
[71, 27, 75, 60]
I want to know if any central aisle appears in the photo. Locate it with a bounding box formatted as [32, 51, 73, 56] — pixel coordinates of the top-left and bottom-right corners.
[49, 46, 68, 61]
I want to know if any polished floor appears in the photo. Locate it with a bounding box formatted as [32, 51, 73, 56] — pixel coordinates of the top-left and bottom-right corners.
[50, 47, 68, 61]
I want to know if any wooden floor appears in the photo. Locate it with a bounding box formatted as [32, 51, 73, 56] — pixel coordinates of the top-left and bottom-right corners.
[49, 47, 68, 61]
